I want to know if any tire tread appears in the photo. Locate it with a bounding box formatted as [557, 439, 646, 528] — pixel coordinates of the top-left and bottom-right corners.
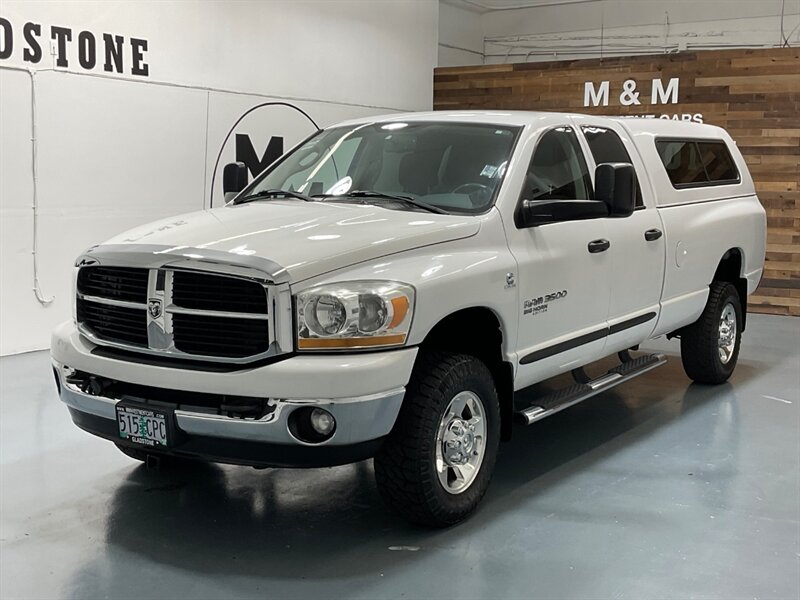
[680, 281, 742, 384]
[374, 351, 499, 527]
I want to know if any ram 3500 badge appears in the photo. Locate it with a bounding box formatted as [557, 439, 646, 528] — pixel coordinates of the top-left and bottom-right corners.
[52, 111, 766, 526]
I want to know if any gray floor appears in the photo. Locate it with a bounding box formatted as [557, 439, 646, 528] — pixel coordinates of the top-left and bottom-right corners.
[1, 314, 798, 600]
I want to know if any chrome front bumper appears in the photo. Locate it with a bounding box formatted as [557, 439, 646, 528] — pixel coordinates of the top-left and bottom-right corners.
[54, 363, 406, 468]
[51, 320, 416, 466]
[54, 362, 405, 447]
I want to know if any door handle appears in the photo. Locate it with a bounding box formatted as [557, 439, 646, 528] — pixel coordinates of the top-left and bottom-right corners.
[644, 228, 663, 241]
[588, 239, 610, 253]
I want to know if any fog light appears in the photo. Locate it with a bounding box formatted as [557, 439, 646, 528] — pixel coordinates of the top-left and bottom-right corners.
[288, 407, 337, 443]
[309, 408, 336, 435]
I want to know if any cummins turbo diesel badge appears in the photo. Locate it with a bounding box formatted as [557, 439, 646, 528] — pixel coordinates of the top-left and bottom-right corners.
[523, 290, 567, 316]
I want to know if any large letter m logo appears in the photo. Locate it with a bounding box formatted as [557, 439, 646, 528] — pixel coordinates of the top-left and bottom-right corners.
[235, 134, 284, 178]
[583, 81, 609, 107]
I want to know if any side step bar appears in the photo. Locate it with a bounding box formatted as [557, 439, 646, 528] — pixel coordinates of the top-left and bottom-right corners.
[516, 353, 667, 426]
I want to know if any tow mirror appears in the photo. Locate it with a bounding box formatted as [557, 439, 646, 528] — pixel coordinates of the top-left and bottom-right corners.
[223, 162, 248, 202]
[594, 162, 636, 217]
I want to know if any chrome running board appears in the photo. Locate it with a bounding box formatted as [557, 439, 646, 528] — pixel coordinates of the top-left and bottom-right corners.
[516, 353, 667, 426]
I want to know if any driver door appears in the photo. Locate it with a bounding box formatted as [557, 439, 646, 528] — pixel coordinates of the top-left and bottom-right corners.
[505, 125, 612, 389]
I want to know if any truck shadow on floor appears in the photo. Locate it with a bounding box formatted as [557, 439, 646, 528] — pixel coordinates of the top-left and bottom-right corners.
[92, 354, 755, 583]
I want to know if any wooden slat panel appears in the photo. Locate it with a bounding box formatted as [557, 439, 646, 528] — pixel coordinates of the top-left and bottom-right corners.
[434, 47, 800, 316]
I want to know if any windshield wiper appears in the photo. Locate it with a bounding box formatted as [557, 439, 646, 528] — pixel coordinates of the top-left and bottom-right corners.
[328, 190, 448, 215]
[237, 189, 315, 203]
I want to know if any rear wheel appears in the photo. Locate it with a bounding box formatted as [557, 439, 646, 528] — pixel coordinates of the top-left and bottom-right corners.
[374, 352, 500, 527]
[680, 281, 743, 384]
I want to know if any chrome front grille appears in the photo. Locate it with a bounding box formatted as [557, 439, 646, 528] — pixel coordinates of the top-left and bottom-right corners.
[76, 265, 278, 363]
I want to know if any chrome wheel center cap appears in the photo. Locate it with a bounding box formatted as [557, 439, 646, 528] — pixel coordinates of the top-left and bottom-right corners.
[443, 419, 475, 466]
[718, 303, 737, 364]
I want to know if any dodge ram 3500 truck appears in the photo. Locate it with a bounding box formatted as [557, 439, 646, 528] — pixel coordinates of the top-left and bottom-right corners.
[52, 111, 766, 526]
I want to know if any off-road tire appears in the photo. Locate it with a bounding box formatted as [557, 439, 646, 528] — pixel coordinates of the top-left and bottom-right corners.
[374, 352, 500, 527]
[680, 281, 743, 384]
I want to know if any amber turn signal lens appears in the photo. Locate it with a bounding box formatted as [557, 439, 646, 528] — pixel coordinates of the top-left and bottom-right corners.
[388, 296, 410, 329]
[297, 334, 407, 350]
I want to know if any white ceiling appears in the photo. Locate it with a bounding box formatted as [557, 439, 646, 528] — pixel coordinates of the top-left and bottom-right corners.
[444, 0, 599, 13]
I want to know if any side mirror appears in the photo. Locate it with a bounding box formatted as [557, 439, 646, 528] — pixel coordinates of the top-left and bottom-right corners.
[516, 199, 609, 228]
[223, 162, 248, 202]
[595, 162, 636, 217]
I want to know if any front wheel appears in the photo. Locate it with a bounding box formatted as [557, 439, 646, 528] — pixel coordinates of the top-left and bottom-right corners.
[680, 281, 743, 384]
[374, 352, 500, 527]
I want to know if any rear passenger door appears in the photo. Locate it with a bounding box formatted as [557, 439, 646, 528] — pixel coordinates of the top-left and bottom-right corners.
[573, 118, 666, 351]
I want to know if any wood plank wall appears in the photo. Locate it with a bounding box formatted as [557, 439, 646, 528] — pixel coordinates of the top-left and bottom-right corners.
[434, 48, 800, 316]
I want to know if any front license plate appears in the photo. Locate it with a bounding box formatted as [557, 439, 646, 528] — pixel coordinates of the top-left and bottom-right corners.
[116, 404, 170, 448]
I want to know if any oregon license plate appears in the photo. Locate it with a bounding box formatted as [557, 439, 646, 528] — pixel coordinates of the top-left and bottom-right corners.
[116, 404, 170, 447]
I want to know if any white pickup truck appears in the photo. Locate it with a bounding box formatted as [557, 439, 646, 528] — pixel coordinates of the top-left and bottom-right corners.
[51, 111, 766, 526]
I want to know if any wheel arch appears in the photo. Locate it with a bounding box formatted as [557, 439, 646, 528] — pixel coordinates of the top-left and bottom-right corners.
[713, 247, 748, 330]
[418, 306, 515, 441]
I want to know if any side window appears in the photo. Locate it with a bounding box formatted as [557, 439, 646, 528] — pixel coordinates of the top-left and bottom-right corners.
[656, 141, 707, 186]
[697, 141, 739, 182]
[656, 139, 740, 188]
[521, 126, 592, 201]
[581, 126, 644, 208]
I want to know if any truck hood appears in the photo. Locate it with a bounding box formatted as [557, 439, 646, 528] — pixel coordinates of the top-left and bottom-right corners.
[103, 200, 481, 282]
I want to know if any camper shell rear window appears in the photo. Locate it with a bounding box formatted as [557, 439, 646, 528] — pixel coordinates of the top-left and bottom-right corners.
[655, 138, 740, 189]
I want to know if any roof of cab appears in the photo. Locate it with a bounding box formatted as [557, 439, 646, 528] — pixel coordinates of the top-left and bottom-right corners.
[334, 110, 732, 139]
[334, 110, 575, 128]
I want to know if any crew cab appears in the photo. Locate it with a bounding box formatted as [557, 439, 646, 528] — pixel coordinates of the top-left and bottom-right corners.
[51, 111, 766, 526]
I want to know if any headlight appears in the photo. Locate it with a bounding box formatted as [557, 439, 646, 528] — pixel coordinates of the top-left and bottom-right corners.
[296, 281, 414, 350]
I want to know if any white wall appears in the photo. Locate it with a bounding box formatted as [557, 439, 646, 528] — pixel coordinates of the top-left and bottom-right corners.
[0, 0, 439, 355]
[437, 0, 800, 66]
[438, 1, 484, 66]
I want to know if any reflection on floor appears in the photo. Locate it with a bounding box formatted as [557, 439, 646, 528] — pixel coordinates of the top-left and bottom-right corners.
[1, 314, 798, 599]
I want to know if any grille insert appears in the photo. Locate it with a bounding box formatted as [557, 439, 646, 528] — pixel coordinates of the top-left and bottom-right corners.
[77, 267, 148, 303]
[173, 313, 270, 358]
[172, 271, 268, 314]
[77, 298, 148, 346]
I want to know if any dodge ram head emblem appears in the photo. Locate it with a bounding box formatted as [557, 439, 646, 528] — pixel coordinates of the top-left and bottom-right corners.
[148, 299, 163, 319]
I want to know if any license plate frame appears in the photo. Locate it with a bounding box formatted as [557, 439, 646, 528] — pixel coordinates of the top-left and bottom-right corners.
[115, 402, 173, 448]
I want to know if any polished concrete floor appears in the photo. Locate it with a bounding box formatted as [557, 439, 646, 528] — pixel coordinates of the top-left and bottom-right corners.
[1, 314, 798, 600]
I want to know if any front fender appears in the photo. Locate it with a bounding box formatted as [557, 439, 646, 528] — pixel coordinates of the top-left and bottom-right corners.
[292, 213, 520, 364]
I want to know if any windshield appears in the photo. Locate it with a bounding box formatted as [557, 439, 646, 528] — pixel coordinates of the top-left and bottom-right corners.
[239, 121, 521, 214]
